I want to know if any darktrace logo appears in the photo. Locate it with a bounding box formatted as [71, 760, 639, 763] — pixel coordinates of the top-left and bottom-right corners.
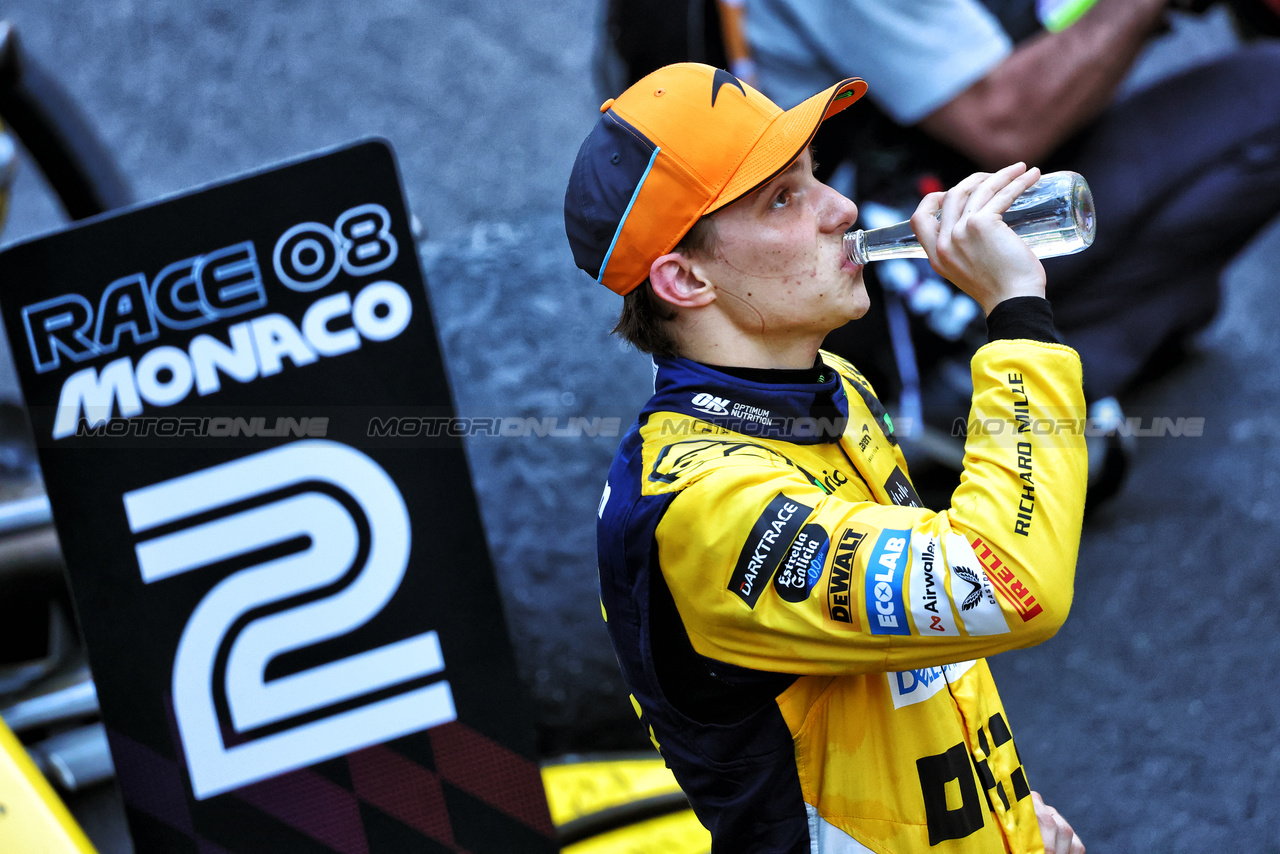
[728, 493, 812, 608]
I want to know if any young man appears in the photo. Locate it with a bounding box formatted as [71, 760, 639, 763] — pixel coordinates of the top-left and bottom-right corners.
[565, 62, 1088, 853]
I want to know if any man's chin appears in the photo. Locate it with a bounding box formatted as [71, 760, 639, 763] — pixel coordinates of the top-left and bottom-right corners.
[845, 288, 871, 321]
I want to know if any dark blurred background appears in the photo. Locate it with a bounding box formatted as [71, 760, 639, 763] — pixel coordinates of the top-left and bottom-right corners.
[0, 2, 1278, 852]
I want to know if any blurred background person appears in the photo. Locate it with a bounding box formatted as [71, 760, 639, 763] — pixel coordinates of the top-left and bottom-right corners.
[600, 0, 1280, 502]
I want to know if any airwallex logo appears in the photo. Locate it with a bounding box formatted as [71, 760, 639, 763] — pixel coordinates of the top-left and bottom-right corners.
[23, 203, 411, 440]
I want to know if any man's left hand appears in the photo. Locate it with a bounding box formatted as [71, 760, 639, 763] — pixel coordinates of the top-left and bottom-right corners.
[1032, 791, 1085, 854]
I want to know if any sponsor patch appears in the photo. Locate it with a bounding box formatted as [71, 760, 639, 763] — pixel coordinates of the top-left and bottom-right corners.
[884, 467, 922, 508]
[865, 528, 912, 635]
[826, 528, 865, 627]
[648, 439, 794, 484]
[728, 493, 813, 608]
[970, 536, 1043, 622]
[888, 660, 976, 709]
[944, 532, 1009, 636]
[730, 401, 772, 425]
[773, 524, 830, 603]
[846, 376, 898, 446]
[691, 392, 729, 416]
[907, 534, 958, 636]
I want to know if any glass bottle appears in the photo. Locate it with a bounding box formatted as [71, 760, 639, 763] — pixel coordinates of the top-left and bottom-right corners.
[844, 170, 1096, 265]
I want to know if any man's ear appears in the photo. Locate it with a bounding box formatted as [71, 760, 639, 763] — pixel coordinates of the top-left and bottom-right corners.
[649, 253, 716, 309]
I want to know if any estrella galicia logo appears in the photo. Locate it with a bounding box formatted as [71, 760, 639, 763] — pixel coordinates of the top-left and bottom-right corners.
[772, 524, 830, 603]
[691, 392, 730, 417]
[728, 493, 813, 608]
[865, 528, 911, 635]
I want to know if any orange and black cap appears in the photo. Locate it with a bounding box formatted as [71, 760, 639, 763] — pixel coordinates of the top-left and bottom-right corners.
[564, 62, 866, 295]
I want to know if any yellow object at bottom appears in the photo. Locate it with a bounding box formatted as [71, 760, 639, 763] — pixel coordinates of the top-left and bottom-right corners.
[562, 809, 709, 854]
[0, 716, 97, 852]
[541, 754, 709, 854]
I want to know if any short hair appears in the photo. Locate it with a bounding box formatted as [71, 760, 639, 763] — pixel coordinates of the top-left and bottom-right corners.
[612, 215, 719, 358]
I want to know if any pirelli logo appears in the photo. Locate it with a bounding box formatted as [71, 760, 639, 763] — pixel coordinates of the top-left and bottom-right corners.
[826, 529, 866, 627]
[970, 536, 1043, 622]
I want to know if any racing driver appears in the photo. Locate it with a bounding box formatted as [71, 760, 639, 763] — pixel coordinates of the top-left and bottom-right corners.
[564, 62, 1088, 853]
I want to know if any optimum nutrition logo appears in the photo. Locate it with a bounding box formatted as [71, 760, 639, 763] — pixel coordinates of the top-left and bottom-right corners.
[691, 392, 730, 417]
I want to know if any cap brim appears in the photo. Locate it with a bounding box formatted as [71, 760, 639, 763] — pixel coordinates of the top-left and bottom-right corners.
[709, 78, 867, 211]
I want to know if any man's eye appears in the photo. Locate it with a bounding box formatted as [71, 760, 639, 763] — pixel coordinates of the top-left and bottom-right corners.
[770, 189, 790, 209]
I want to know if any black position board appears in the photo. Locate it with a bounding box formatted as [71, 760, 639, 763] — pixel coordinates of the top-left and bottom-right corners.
[0, 139, 557, 854]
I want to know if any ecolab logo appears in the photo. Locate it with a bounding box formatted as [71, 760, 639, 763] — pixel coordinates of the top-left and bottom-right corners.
[691, 392, 730, 417]
[865, 528, 911, 635]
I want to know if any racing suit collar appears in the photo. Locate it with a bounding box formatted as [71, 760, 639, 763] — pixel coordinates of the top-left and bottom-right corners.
[644, 356, 849, 445]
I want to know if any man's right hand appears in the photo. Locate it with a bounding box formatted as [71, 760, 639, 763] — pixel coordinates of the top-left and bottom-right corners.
[910, 163, 1048, 315]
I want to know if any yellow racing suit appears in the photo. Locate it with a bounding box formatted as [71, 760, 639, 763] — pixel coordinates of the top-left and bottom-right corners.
[596, 302, 1087, 853]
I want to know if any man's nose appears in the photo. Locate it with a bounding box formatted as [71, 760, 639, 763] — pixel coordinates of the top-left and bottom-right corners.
[820, 184, 858, 234]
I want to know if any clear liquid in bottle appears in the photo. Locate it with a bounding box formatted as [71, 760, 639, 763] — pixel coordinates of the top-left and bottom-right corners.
[844, 171, 1096, 266]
